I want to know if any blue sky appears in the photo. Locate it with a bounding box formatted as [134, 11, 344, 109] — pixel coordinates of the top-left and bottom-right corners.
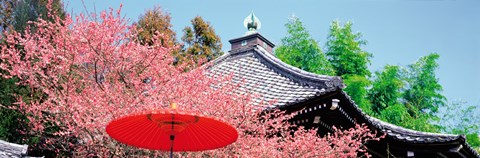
[65, 0, 479, 106]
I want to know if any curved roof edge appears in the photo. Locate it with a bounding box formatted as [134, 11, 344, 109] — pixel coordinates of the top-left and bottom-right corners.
[209, 45, 345, 90]
[0, 139, 28, 157]
[339, 91, 480, 157]
[366, 116, 459, 138]
[206, 41, 479, 157]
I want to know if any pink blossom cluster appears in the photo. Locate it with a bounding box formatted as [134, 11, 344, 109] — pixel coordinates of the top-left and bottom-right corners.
[0, 4, 380, 157]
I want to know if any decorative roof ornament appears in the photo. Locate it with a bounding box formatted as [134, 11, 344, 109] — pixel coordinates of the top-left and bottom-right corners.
[243, 11, 261, 35]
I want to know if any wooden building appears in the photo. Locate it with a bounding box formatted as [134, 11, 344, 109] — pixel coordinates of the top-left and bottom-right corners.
[208, 14, 480, 157]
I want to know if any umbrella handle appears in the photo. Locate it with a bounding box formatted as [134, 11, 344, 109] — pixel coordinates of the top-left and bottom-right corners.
[171, 113, 175, 158]
[170, 135, 174, 158]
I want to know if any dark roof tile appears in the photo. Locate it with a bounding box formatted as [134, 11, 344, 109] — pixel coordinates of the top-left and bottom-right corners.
[208, 45, 479, 157]
[209, 46, 341, 108]
[0, 140, 28, 158]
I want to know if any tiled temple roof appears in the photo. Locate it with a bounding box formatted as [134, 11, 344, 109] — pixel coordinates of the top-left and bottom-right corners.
[208, 45, 479, 157]
[369, 116, 462, 143]
[0, 140, 28, 158]
[209, 46, 344, 108]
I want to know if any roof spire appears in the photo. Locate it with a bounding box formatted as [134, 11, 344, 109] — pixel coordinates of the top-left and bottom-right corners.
[243, 11, 261, 35]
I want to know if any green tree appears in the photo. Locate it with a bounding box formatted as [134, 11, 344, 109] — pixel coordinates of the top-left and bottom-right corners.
[178, 16, 222, 67]
[0, 77, 30, 142]
[380, 104, 438, 132]
[372, 55, 445, 133]
[368, 65, 404, 114]
[343, 74, 372, 114]
[325, 20, 372, 109]
[434, 101, 480, 148]
[403, 53, 446, 114]
[136, 6, 176, 47]
[325, 20, 372, 77]
[276, 16, 335, 75]
[0, 0, 16, 33]
[10, 0, 65, 33]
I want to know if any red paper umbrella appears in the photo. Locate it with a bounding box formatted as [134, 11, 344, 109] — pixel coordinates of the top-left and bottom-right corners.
[106, 103, 238, 157]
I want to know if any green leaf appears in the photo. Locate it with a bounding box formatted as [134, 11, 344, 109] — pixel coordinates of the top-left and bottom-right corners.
[275, 16, 335, 76]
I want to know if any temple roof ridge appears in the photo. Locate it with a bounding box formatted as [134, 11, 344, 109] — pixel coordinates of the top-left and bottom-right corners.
[254, 46, 341, 83]
[210, 45, 344, 90]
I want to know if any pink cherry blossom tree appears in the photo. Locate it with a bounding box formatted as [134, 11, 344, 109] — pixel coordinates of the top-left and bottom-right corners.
[0, 3, 380, 157]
